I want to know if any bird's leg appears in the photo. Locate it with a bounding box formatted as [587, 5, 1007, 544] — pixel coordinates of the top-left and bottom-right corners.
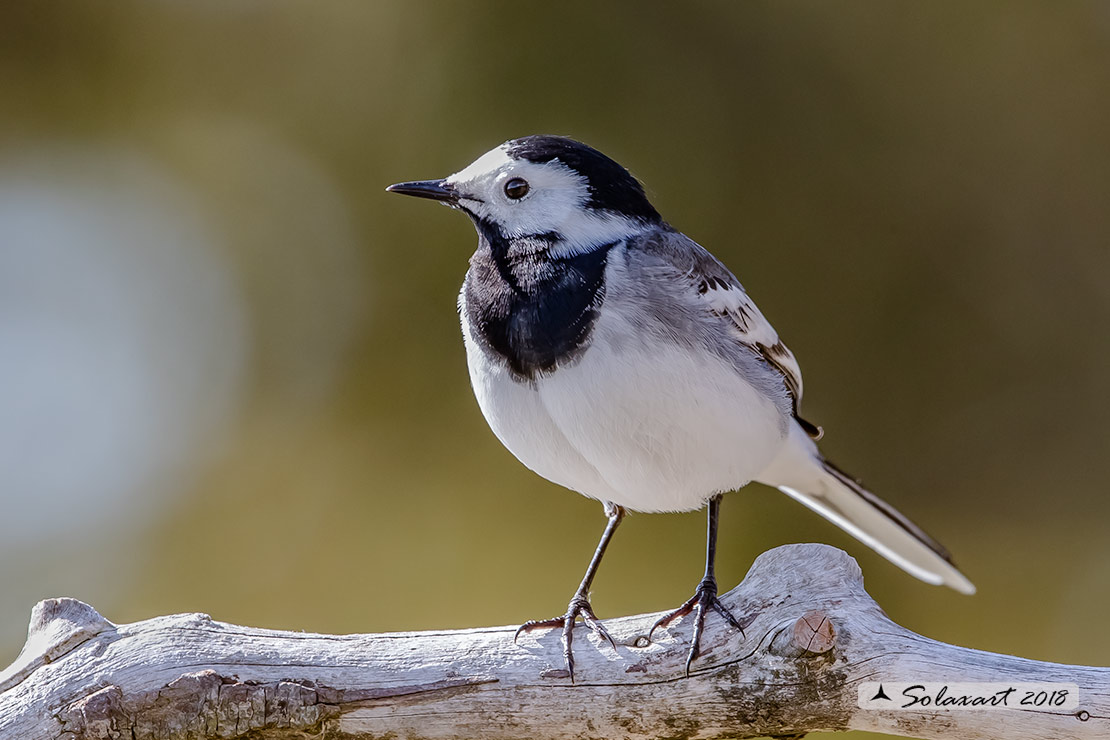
[648, 494, 744, 676]
[514, 502, 624, 681]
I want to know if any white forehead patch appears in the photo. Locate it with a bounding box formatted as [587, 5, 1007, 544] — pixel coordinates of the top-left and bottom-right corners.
[444, 145, 513, 186]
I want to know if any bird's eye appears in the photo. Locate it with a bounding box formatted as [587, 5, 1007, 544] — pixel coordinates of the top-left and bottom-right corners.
[503, 177, 530, 200]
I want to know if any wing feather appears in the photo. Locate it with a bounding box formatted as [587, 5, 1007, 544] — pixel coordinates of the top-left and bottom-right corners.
[636, 229, 821, 437]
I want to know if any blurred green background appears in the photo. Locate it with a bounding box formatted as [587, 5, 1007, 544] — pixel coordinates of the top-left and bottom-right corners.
[2, 3, 1109, 737]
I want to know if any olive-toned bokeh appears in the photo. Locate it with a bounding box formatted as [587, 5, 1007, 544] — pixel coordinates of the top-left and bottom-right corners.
[2, 3, 1109, 738]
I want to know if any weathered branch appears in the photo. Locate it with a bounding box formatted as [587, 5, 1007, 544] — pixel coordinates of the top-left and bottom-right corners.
[1, 544, 1106, 740]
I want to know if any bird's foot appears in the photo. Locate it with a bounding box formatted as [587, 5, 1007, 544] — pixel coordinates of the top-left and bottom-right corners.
[514, 594, 616, 682]
[648, 576, 743, 676]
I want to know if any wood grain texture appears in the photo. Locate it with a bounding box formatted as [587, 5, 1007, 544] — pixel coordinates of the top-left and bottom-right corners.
[1, 544, 1106, 740]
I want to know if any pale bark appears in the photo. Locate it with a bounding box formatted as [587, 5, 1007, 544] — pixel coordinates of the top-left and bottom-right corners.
[1, 544, 1106, 740]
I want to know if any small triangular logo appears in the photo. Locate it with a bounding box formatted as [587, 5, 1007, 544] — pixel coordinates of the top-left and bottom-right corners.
[871, 684, 891, 701]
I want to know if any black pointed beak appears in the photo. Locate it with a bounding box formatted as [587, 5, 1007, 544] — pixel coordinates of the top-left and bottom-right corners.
[386, 179, 458, 204]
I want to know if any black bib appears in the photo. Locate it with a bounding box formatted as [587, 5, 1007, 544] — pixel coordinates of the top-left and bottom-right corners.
[463, 220, 614, 381]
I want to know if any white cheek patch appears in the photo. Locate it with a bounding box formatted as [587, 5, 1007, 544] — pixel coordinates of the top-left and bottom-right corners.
[545, 210, 650, 257]
[491, 160, 650, 255]
[489, 161, 589, 235]
[444, 143, 652, 255]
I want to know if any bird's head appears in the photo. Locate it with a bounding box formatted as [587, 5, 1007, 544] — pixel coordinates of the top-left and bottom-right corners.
[387, 135, 662, 255]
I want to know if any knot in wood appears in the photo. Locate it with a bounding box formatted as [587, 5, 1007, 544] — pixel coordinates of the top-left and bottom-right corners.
[792, 610, 835, 655]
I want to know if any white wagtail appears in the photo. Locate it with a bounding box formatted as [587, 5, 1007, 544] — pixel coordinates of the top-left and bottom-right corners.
[388, 135, 975, 679]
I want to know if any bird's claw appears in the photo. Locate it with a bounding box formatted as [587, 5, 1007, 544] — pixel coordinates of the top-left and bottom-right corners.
[514, 594, 616, 682]
[648, 577, 744, 676]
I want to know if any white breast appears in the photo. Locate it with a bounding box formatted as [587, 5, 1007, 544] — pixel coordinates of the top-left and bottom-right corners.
[460, 302, 623, 502]
[459, 284, 790, 514]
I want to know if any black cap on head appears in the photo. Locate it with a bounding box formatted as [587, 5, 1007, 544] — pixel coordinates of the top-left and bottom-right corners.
[505, 135, 661, 224]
